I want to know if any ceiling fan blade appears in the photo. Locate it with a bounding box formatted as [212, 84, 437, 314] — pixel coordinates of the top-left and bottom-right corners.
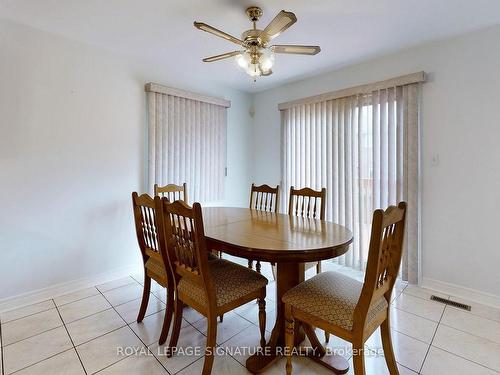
[202, 51, 241, 62]
[194, 22, 244, 46]
[260, 10, 297, 42]
[272, 45, 321, 55]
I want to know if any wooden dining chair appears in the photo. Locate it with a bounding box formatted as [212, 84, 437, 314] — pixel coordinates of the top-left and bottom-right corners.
[248, 183, 280, 274]
[288, 186, 326, 274]
[132, 192, 173, 345]
[283, 202, 407, 375]
[156, 197, 268, 375]
[154, 182, 187, 203]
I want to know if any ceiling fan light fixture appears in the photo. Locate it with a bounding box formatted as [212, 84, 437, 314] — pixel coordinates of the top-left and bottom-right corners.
[245, 63, 261, 77]
[259, 49, 275, 71]
[195, 7, 320, 80]
[235, 51, 251, 69]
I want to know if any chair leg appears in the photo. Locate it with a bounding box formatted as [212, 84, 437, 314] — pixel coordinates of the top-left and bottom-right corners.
[324, 331, 330, 343]
[258, 295, 266, 347]
[316, 261, 322, 274]
[285, 304, 294, 375]
[158, 285, 174, 345]
[219, 314, 224, 323]
[167, 299, 184, 357]
[381, 319, 399, 375]
[248, 259, 254, 270]
[136, 274, 151, 323]
[352, 343, 366, 375]
[202, 314, 218, 375]
[256, 261, 262, 274]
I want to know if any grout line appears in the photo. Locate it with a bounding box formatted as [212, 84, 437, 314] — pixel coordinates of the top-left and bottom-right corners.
[61, 306, 114, 326]
[427, 344, 500, 374]
[418, 302, 446, 373]
[397, 362, 418, 374]
[392, 305, 444, 323]
[8, 348, 77, 375]
[96, 285, 172, 374]
[53, 299, 88, 375]
[390, 304, 441, 324]
[445, 304, 500, 325]
[54, 288, 101, 307]
[2, 323, 65, 348]
[0, 302, 56, 325]
[435, 321, 500, 347]
[95, 276, 139, 292]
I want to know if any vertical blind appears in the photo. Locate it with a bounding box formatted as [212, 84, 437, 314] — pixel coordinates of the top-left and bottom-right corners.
[280, 75, 422, 283]
[146, 83, 230, 203]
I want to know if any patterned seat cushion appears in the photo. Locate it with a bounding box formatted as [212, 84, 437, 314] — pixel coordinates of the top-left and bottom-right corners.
[282, 271, 388, 331]
[178, 259, 268, 308]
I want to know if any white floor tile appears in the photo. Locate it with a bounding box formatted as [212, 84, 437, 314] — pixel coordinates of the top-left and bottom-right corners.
[0, 300, 55, 324]
[222, 325, 267, 366]
[58, 294, 111, 324]
[54, 287, 100, 306]
[182, 306, 204, 324]
[193, 312, 252, 345]
[13, 349, 85, 375]
[130, 311, 188, 347]
[96, 354, 166, 375]
[305, 328, 353, 358]
[366, 329, 429, 372]
[103, 283, 144, 307]
[345, 355, 418, 375]
[403, 285, 449, 301]
[441, 307, 500, 344]
[3, 327, 72, 375]
[76, 326, 144, 375]
[433, 324, 500, 372]
[67, 308, 125, 345]
[393, 293, 445, 322]
[234, 301, 276, 332]
[150, 324, 207, 374]
[6, 274, 499, 375]
[150, 282, 167, 302]
[177, 352, 250, 375]
[447, 297, 500, 323]
[96, 277, 137, 293]
[265, 356, 336, 375]
[115, 295, 165, 324]
[421, 346, 499, 375]
[389, 307, 438, 343]
[2, 308, 62, 346]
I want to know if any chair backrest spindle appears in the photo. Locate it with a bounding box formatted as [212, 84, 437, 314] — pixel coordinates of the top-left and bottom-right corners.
[288, 186, 326, 221]
[249, 183, 280, 213]
[154, 183, 188, 203]
[353, 202, 407, 332]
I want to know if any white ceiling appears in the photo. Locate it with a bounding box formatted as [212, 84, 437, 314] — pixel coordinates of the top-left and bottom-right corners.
[2, 0, 500, 93]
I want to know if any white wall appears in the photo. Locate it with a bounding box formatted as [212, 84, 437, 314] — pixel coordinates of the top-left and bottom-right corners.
[252, 25, 500, 298]
[0, 19, 253, 300]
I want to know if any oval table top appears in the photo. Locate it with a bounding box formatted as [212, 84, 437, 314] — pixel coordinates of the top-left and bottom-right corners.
[202, 207, 353, 263]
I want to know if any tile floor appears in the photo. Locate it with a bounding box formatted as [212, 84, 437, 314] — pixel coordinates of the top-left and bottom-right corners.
[1, 258, 499, 375]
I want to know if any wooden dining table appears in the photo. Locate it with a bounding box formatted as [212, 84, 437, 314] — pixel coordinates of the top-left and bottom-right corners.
[202, 207, 353, 374]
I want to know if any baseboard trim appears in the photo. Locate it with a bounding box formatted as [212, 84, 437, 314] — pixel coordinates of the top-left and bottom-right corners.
[0, 265, 143, 313]
[421, 277, 500, 309]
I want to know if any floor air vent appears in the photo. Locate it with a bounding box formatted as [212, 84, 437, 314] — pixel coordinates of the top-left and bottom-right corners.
[430, 295, 471, 311]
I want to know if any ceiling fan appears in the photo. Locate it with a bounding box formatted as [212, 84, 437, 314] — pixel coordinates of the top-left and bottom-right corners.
[194, 7, 321, 80]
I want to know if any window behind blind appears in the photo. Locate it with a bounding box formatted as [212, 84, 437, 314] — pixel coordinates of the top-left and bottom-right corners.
[280, 79, 421, 283]
[146, 83, 230, 203]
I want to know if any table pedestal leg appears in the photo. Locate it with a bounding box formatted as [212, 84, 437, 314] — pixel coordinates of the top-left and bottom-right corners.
[245, 262, 349, 374]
